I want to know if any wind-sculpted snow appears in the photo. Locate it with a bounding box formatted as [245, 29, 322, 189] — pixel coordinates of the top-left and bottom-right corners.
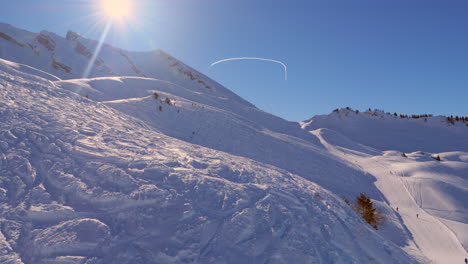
[0, 58, 419, 263]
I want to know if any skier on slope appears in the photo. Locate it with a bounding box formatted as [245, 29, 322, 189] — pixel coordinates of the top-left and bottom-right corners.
[464, 257, 467, 264]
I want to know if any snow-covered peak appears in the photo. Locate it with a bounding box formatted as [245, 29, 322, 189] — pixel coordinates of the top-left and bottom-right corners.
[0, 23, 254, 108]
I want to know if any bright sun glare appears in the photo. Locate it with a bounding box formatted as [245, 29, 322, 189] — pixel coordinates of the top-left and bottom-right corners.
[100, 0, 132, 19]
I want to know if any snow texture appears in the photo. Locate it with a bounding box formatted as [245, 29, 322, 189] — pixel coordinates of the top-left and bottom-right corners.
[1, 24, 466, 263]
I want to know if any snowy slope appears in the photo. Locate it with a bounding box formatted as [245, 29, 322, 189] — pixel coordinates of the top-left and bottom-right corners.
[54, 77, 378, 198]
[1, 23, 465, 263]
[302, 108, 468, 153]
[0, 54, 419, 263]
[305, 108, 468, 263]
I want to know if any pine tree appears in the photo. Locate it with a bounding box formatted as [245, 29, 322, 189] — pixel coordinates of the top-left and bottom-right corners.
[354, 193, 379, 230]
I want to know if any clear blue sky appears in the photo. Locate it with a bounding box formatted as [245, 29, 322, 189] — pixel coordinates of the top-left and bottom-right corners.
[1, 0, 467, 121]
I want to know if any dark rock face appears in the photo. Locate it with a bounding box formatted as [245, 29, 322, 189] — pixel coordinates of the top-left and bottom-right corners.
[0, 32, 24, 47]
[75, 40, 92, 59]
[66, 31, 79, 41]
[36, 33, 56, 51]
[67, 31, 93, 60]
[52, 58, 72, 73]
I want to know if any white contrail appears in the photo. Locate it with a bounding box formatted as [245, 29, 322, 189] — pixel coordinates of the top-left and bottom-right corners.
[211, 57, 288, 80]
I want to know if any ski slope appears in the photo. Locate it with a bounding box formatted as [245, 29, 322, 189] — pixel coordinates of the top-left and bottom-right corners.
[307, 109, 468, 263]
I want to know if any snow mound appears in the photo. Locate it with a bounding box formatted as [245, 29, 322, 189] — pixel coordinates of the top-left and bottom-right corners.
[32, 219, 110, 258]
[0, 58, 60, 81]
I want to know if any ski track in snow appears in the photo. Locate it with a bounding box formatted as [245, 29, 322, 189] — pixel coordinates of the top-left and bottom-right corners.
[312, 125, 467, 264]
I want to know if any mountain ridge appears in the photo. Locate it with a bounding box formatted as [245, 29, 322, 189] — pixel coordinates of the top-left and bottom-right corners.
[302, 107, 468, 153]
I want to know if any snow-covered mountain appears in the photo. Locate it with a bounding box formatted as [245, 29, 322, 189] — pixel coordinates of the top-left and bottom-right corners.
[303, 108, 468, 263]
[0, 22, 248, 107]
[0, 23, 466, 264]
[302, 108, 468, 153]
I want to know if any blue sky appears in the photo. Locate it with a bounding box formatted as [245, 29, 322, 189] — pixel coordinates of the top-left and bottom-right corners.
[1, 0, 467, 121]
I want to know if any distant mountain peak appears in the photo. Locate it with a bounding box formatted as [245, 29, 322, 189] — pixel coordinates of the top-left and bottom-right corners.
[66, 30, 80, 41]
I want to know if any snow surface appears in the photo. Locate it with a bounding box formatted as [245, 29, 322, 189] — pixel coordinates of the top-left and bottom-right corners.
[306, 108, 468, 263]
[0, 24, 466, 263]
[302, 108, 468, 153]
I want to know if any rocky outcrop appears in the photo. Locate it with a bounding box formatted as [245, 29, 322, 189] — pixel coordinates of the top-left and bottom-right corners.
[66, 31, 79, 41]
[0, 32, 24, 47]
[65, 31, 115, 76]
[36, 33, 56, 51]
[52, 58, 72, 73]
[74, 41, 92, 59]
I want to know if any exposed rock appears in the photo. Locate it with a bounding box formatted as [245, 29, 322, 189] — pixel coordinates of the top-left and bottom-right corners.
[36, 33, 56, 51]
[0, 32, 24, 48]
[66, 31, 79, 41]
[74, 41, 92, 59]
[52, 59, 72, 73]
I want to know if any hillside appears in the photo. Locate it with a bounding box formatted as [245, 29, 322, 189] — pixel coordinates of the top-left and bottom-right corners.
[301, 108, 468, 153]
[0, 56, 420, 264]
[304, 108, 468, 263]
[1, 23, 467, 263]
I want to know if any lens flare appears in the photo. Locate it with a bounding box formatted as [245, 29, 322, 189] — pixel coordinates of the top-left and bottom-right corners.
[100, 0, 131, 19]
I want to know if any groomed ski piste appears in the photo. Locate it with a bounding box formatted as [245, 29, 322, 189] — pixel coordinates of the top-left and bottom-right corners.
[304, 109, 468, 263]
[1, 23, 467, 263]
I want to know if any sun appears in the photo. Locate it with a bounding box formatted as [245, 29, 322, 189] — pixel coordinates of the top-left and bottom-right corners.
[100, 0, 132, 19]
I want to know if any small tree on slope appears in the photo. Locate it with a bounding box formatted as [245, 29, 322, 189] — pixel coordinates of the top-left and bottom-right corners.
[354, 193, 382, 230]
